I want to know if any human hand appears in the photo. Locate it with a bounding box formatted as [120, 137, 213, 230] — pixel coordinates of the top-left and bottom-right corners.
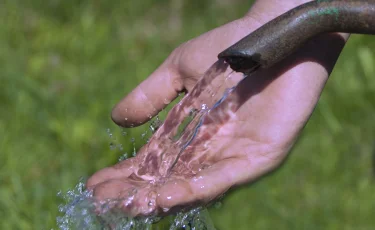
[87, 0, 349, 217]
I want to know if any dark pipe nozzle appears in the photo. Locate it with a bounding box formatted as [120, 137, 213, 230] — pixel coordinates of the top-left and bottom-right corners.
[219, 0, 375, 74]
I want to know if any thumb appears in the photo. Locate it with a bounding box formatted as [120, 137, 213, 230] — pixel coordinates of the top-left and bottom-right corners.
[112, 60, 183, 127]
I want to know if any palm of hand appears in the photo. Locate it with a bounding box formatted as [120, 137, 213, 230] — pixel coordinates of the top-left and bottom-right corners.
[87, 38, 297, 217]
[87, 3, 343, 216]
[87, 89, 286, 217]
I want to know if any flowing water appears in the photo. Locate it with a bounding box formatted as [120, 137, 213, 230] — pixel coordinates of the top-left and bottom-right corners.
[57, 59, 244, 229]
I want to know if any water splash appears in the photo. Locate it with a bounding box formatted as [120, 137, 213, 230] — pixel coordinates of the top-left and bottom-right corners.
[57, 115, 218, 229]
[56, 183, 154, 230]
[56, 179, 216, 229]
[56, 60, 241, 229]
[56, 179, 97, 230]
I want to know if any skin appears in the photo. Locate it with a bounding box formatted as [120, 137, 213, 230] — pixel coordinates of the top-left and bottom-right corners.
[87, 0, 350, 217]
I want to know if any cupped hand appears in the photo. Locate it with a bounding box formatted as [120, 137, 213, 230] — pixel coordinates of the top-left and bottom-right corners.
[87, 0, 349, 217]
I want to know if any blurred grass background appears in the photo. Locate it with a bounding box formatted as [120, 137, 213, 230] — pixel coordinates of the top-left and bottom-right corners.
[1, 0, 375, 229]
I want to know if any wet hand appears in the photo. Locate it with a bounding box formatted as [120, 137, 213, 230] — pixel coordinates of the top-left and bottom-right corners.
[87, 0, 349, 217]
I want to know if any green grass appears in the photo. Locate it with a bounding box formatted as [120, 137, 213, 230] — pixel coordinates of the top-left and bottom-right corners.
[1, 0, 375, 229]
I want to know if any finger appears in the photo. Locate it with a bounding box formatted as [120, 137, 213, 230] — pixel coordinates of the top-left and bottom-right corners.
[119, 186, 158, 216]
[112, 60, 184, 127]
[86, 159, 135, 188]
[156, 157, 258, 211]
[92, 177, 158, 216]
[92, 179, 133, 201]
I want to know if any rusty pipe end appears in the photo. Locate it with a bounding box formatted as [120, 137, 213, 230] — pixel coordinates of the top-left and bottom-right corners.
[218, 0, 375, 74]
[218, 52, 261, 74]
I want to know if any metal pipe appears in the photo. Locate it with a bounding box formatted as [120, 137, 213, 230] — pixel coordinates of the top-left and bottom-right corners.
[218, 0, 375, 73]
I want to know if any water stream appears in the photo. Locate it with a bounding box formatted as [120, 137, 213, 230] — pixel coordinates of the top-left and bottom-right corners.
[57, 59, 245, 229]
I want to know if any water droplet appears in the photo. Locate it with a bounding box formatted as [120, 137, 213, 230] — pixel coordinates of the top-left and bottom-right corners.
[131, 142, 137, 157]
[122, 131, 127, 136]
[118, 153, 128, 161]
[130, 137, 135, 143]
[201, 104, 208, 110]
[214, 201, 222, 209]
[106, 128, 115, 139]
[163, 98, 171, 104]
[125, 117, 128, 121]
[109, 142, 116, 150]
